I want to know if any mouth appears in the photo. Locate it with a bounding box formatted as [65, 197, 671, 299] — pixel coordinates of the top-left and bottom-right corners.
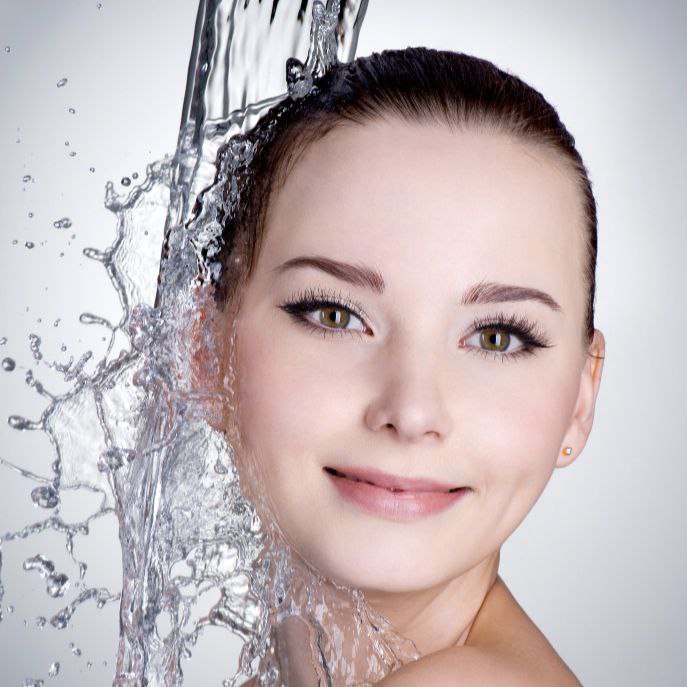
[323, 466, 467, 493]
[323, 466, 471, 520]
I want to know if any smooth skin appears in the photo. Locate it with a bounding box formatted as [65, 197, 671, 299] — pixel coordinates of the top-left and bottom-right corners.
[211, 117, 605, 684]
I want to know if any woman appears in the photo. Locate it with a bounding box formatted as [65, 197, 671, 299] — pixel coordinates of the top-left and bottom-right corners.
[200, 47, 605, 684]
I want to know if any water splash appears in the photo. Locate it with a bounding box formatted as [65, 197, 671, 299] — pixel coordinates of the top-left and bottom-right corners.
[1, 0, 423, 684]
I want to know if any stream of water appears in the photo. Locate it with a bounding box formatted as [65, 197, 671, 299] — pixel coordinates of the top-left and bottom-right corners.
[1, 2, 422, 685]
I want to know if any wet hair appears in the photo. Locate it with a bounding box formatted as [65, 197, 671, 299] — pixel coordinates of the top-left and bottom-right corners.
[216, 47, 597, 345]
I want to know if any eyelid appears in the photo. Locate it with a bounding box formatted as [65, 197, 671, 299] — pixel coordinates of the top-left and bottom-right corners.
[459, 310, 552, 359]
[279, 286, 371, 335]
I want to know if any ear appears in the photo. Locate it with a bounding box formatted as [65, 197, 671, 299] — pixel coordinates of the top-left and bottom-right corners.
[557, 329, 606, 467]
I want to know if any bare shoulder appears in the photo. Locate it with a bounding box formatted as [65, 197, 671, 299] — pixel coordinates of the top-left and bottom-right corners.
[378, 575, 581, 686]
[462, 574, 582, 685]
[240, 576, 581, 686]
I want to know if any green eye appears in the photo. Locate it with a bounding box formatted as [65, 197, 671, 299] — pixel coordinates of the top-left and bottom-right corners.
[319, 306, 351, 329]
[480, 329, 511, 352]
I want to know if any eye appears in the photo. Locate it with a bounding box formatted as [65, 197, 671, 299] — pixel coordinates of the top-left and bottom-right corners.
[279, 287, 371, 337]
[459, 312, 552, 361]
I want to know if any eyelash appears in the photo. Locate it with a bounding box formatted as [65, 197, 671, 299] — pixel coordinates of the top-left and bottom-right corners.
[279, 287, 372, 339]
[278, 287, 552, 361]
[465, 312, 552, 361]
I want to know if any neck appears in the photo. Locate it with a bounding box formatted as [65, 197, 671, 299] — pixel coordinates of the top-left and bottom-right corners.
[362, 549, 501, 655]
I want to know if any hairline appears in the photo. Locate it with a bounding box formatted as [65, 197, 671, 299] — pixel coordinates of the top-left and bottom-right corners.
[258, 107, 591, 283]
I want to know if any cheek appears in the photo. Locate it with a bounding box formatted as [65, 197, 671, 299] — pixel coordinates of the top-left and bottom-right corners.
[231, 314, 356, 561]
[232, 314, 335, 485]
[466, 358, 581, 523]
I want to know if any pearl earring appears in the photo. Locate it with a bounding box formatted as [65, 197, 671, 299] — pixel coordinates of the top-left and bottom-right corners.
[562, 446, 573, 456]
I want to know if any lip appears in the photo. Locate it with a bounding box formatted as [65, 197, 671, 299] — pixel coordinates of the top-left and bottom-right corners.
[324, 466, 471, 520]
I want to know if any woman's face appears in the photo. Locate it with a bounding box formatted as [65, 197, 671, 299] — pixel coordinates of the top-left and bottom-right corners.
[222, 118, 603, 594]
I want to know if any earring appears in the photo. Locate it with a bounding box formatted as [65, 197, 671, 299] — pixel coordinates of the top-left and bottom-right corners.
[562, 446, 573, 456]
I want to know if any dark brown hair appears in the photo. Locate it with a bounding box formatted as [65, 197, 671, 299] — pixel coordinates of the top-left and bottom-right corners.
[216, 47, 597, 344]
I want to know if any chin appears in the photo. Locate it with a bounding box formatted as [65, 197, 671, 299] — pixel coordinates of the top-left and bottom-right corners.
[297, 537, 455, 595]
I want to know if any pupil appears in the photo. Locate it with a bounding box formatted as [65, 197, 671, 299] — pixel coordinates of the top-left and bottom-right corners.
[481, 329, 510, 351]
[321, 307, 349, 328]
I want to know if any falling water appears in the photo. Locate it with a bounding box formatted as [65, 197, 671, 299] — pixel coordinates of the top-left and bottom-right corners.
[1, 1, 422, 684]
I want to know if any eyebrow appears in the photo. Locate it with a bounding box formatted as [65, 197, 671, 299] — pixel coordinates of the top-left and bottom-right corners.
[274, 256, 561, 311]
[459, 279, 561, 311]
[274, 255, 386, 293]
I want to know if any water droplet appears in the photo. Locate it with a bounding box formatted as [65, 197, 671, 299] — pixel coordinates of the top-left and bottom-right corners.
[0, 337, 6, 345]
[68, 151, 77, 158]
[56, 77, 68, 88]
[53, 319, 61, 327]
[64, 140, 70, 146]
[4, 46, 10, 53]
[49, 610, 69, 630]
[36, 616, 46, 628]
[132, 172, 139, 180]
[83, 246, 107, 261]
[22, 678, 44, 687]
[97, 2, 103, 8]
[69, 642, 82, 657]
[25, 241, 35, 249]
[24, 554, 53, 575]
[28, 212, 34, 218]
[31, 485, 59, 509]
[2, 357, 16, 371]
[46, 573, 69, 598]
[48, 662, 60, 677]
[79, 312, 112, 329]
[8, 415, 35, 430]
[68, 107, 76, 114]
[87, 661, 93, 669]
[121, 176, 131, 187]
[89, 167, 95, 173]
[52, 217, 72, 230]
[60, 343, 67, 352]
[29, 333, 43, 360]
[7, 604, 14, 613]
[22, 174, 32, 183]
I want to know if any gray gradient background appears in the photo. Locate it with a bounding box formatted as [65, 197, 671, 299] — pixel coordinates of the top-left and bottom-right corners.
[1, 1, 685, 685]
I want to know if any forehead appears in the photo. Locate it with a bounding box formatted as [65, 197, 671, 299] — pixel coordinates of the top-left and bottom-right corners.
[259, 118, 586, 309]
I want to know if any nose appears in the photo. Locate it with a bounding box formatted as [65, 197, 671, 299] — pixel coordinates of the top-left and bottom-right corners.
[363, 338, 453, 444]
